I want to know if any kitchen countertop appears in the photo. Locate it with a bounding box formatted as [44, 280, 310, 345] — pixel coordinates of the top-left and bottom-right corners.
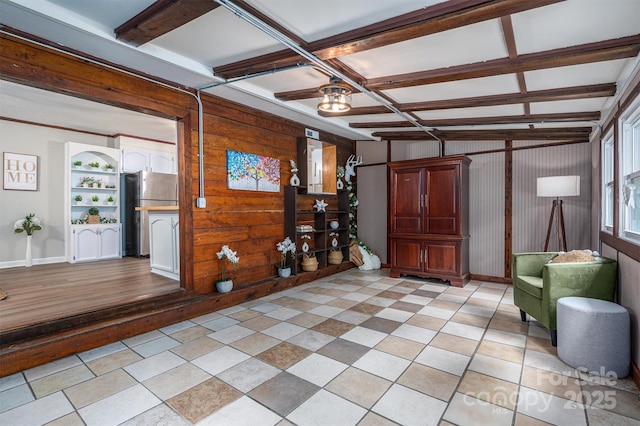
[135, 206, 179, 211]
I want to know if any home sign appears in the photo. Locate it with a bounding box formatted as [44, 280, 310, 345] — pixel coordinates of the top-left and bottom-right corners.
[3, 152, 39, 191]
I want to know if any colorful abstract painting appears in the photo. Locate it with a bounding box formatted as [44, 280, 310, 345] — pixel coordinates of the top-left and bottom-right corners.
[227, 150, 280, 192]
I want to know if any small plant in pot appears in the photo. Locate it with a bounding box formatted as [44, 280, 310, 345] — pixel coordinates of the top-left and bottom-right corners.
[73, 160, 83, 168]
[106, 196, 115, 205]
[104, 163, 114, 171]
[276, 236, 296, 278]
[88, 161, 100, 170]
[74, 194, 83, 204]
[87, 207, 100, 224]
[215, 245, 239, 293]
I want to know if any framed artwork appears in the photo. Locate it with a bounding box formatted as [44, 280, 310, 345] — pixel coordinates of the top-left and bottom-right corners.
[227, 150, 280, 192]
[3, 152, 39, 191]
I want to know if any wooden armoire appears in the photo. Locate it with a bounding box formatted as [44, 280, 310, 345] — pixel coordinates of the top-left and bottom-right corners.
[388, 155, 471, 287]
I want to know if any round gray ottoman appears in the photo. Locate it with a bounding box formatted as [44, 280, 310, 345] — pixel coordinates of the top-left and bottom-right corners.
[557, 297, 630, 378]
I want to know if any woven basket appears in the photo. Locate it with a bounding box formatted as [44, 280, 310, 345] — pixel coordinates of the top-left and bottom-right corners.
[87, 215, 100, 224]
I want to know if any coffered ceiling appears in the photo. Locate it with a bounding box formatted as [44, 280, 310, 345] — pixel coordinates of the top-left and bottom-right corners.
[1, 0, 639, 143]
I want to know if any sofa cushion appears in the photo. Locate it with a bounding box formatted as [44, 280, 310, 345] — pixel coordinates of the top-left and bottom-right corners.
[517, 275, 543, 299]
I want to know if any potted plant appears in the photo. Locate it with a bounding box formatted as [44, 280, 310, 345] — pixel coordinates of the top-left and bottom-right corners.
[276, 236, 296, 278]
[106, 196, 115, 205]
[88, 161, 100, 170]
[14, 213, 43, 267]
[87, 207, 100, 224]
[73, 160, 83, 168]
[91, 195, 100, 204]
[92, 179, 102, 188]
[74, 194, 83, 205]
[216, 245, 239, 293]
[104, 163, 114, 171]
[79, 176, 94, 188]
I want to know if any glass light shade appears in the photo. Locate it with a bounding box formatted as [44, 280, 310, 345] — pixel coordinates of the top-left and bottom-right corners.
[537, 175, 580, 197]
[317, 81, 352, 113]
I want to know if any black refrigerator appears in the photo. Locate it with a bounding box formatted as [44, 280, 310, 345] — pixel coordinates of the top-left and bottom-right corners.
[121, 171, 178, 257]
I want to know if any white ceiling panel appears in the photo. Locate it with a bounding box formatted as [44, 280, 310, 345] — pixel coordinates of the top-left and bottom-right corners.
[530, 98, 611, 114]
[245, 0, 445, 41]
[340, 19, 508, 79]
[415, 104, 526, 120]
[46, 0, 155, 29]
[237, 67, 327, 94]
[384, 74, 521, 103]
[150, 8, 281, 66]
[524, 59, 632, 91]
[511, 0, 640, 55]
[346, 114, 406, 123]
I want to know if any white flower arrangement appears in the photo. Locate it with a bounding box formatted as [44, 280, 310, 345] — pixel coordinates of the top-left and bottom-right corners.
[336, 165, 345, 179]
[216, 245, 239, 282]
[276, 236, 296, 269]
[14, 213, 43, 236]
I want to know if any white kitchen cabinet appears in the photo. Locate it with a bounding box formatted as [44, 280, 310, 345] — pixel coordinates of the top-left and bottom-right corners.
[149, 211, 179, 280]
[118, 135, 176, 174]
[71, 224, 121, 263]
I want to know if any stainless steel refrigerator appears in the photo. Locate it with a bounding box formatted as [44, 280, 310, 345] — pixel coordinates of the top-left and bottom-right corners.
[121, 171, 178, 257]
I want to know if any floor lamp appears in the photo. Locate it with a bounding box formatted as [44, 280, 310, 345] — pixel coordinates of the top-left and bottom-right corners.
[537, 176, 580, 252]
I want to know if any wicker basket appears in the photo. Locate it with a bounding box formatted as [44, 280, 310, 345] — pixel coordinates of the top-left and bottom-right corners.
[87, 215, 100, 224]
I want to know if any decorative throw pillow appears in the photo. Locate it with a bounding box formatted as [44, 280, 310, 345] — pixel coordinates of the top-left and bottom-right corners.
[550, 249, 598, 263]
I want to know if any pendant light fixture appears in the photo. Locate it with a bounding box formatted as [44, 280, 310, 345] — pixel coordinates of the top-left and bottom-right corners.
[317, 76, 352, 113]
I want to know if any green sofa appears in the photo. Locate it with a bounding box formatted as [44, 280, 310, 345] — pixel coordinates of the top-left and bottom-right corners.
[512, 252, 617, 346]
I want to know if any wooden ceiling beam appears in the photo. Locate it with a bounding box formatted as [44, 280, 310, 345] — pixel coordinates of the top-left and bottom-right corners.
[115, 0, 219, 46]
[275, 35, 639, 101]
[373, 127, 593, 141]
[323, 83, 615, 116]
[349, 112, 601, 128]
[214, 0, 562, 79]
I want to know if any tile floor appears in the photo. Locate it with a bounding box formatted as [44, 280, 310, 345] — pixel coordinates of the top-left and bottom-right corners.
[1, 269, 639, 426]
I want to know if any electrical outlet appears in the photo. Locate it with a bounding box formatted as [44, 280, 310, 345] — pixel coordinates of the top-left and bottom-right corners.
[196, 197, 206, 208]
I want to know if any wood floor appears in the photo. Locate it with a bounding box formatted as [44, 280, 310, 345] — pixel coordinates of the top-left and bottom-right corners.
[0, 257, 181, 333]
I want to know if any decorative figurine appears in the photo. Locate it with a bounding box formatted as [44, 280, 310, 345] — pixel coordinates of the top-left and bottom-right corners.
[336, 165, 345, 190]
[344, 154, 363, 182]
[290, 159, 300, 186]
[314, 199, 328, 212]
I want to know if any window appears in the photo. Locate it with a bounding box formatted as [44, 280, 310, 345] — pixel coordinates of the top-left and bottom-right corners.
[619, 94, 640, 243]
[602, 130, 614, 232]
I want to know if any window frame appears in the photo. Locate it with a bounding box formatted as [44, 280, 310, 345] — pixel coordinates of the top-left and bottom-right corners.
[601, 129, 614, 233]
[617, 93, 640, 245]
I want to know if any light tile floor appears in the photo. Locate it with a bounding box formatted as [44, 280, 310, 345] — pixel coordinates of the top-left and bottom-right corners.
[1, 269, 639, 426]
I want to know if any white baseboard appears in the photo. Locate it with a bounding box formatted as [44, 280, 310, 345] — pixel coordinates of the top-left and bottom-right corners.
[0, 256, 67, 269]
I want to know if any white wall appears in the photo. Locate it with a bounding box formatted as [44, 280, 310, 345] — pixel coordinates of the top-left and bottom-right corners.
[0, 120, 111, 267]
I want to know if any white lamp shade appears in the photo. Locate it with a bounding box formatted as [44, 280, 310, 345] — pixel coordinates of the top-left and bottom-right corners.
[537, 175, 580, 197]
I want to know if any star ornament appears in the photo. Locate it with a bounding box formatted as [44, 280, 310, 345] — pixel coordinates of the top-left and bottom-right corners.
[314, 199, 328, 212]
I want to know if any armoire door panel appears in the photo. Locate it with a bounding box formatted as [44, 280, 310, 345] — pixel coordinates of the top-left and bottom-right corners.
[390, 239, 422, 272]
[425, 242, 458, 274]
[426, 217, 457, 234]
[391, 168, 423, 233]
[425, 166, 458, 234]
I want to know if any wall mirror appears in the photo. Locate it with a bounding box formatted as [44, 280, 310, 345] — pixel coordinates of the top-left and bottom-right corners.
[297, 138, 337, 194]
